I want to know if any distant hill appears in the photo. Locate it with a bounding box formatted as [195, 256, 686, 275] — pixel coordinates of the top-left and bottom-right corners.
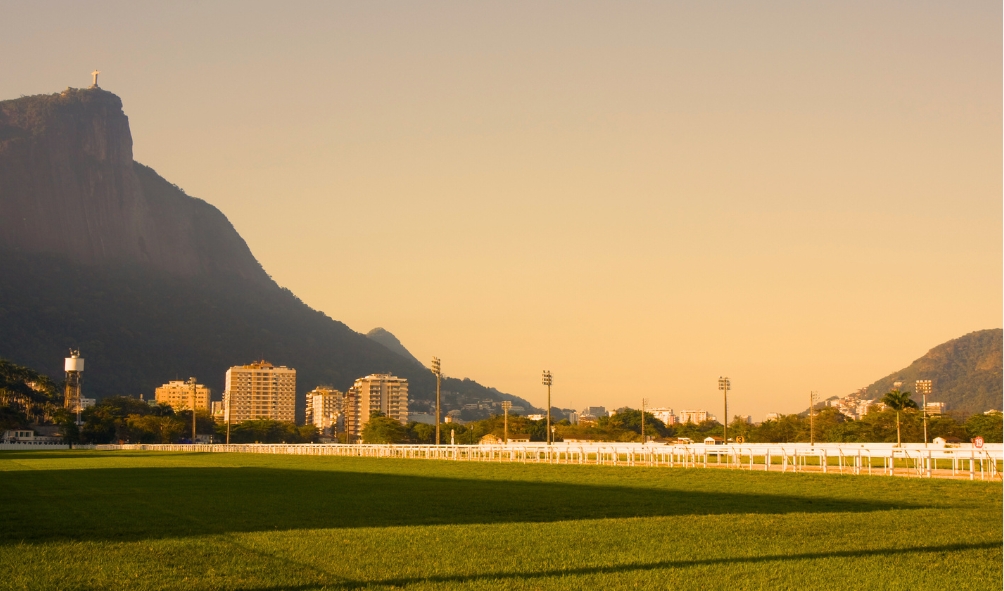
[365, 327, 537, 413]
[860, 329, 1002, 416]
[366, 328, 424, 367]
[0, 86, 529, 419]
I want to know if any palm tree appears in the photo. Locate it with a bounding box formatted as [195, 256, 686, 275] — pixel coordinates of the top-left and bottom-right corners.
[882, 389, 918, 447]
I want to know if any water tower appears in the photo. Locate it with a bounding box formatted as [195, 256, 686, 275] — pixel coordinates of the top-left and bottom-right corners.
[64, 350, 85, 424]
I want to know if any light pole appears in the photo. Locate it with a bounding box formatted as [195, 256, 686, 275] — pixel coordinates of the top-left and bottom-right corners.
[188, 377, 198, 444]
[641, 398, 647, 443]
[501, 400, 512, 444]
[431, 357, 441, 446]
[809, 391, 818, 446]
[542, 370, 553, 445]
[916, 380, 932, 447]
[718, 377, 730, 443]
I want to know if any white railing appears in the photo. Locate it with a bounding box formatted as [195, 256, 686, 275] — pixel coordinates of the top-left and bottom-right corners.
[0, 441, 70, 450]
[91, 441, 1004, 481]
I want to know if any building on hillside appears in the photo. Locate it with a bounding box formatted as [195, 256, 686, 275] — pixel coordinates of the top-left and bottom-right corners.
[223, 361, 296, 423]
[582, 406, 607, 418]
[735, 414, 753, 425]
[566, 410, 579, 425]
[924, 401, 946, 416]
[764, 412, 780, 422]
[678, 409, 708, 424]
[578, 414, 599, 427]
[305, 387, 344, 435]
[527, 414, 544, 421]
[344, 374, 408, 439]
[80, 398, 96, 409]
[155, 380, 211, 412]
[649, 407, 675, 426]
[408, 413, 435, 425]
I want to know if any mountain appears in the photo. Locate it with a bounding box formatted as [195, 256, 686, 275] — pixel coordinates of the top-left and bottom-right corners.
[366, 328, 424, 367]
[859, 329, 1002, 416]
[365, 327, 537, 414]
[0, 86, 527, 419]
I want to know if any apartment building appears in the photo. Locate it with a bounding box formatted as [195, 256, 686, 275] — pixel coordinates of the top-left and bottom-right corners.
[344, 374, 408, 438]
[223, 361, 296, 422]
[648, 407, 676, 426]
[677, 409, 708, 424]
[305, 386, 344, 434]
[155, 380, 210, 412]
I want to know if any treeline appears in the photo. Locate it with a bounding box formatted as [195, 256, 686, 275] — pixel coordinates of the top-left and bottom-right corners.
[61, 396, 318, 444]
[361, 406, 1003, 445]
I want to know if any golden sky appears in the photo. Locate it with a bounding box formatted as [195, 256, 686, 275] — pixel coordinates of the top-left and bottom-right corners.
[4, 2, 1001, 417]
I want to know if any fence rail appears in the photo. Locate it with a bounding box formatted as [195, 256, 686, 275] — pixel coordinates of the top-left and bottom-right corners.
[92, 442, 1003, 481]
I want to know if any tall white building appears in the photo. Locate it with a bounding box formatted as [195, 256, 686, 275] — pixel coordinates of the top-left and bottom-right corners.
[648, 407, 676, 426]
[223, 361, 296, 423]
[305, 386, 344, 434]
[344, 374, 408, 439]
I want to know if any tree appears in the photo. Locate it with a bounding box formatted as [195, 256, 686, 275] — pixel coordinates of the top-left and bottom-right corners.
[965, 411, 1004, 443]
[881, 389, 918, 446]
[362, 414, 408, 444]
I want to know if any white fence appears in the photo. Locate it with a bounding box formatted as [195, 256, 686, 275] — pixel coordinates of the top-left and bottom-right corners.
[93, 441, 1003, 481]
[0, 442, 70, 450]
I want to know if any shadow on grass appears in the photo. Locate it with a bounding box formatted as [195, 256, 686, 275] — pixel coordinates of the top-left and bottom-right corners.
[232, 542, 1003, 590]
[0, 466, 915, 545]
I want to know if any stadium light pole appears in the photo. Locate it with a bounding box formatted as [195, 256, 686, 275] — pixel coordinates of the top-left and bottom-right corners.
[188, 377, 198, 444]
[431, 357, 442, 446]
[809, 391, 818, 446]
[718, 377, 730, 443]
[641, 397, 647, 443]
[542, 370, 553, 445]
[501, 400, 512, 444]
[916, 380, 932, 447]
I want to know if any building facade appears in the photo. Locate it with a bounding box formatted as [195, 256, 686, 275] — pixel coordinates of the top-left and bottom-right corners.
[678, 409, 708, 424]
[155, 380, 211, 411]
[649, 407, 675, 426]
[223, 361, 296, 422]
[344, 374, 408, 439]
[305, 386, 344, 434]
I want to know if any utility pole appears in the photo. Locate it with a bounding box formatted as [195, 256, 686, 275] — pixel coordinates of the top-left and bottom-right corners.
[641, 398, 647, 443]
[718, 377, 730, 443]
[431, 357, 441, 446]
[809, 391, 818, 446]
[188, 377, 198, 444]
[501, 401, 512, 444]
[542, 371, 553, 445]
[916, 380, 932, 447]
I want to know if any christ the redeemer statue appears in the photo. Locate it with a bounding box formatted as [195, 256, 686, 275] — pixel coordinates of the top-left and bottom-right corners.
[91, 70, 100, 88]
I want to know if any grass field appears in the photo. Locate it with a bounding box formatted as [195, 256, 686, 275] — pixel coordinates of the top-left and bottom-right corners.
[0, 451, 1000, 590]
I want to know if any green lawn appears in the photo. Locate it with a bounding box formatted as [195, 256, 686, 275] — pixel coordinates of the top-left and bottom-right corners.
[0, 451, 1000, 590]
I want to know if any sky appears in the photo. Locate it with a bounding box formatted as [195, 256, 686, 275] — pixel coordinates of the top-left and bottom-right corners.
[3, 1, 1001, 418]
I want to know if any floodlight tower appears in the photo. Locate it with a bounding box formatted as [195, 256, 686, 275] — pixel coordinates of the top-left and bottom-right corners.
[187, 377, 198, 443]
[542, 370, 553, 444]
[431, 357, 442, 446]
[641, 398, 647, 442]
[916, 380, 932, 447]
[501, 400, 512, 444]
[718, 377, 730, 443]
[64, 350, 85, 425]
[809, 391, 819, 446]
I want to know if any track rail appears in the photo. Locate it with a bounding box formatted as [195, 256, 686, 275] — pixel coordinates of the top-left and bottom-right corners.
[93, 442, 1003, 481]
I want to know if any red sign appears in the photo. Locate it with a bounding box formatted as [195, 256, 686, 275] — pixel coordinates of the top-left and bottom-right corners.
[973, 436, 985, 449]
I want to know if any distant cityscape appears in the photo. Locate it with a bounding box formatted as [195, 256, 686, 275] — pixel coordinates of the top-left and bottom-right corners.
[55, 349, 956, 444]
